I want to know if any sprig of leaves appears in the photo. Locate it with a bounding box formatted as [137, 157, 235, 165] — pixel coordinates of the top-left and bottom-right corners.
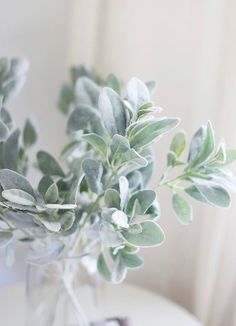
[0, 58, 235, 283]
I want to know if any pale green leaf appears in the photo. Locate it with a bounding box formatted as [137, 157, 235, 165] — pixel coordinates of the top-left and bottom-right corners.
[23, 119, 37, 147]
[106, 74, 120, 94]
[126, 77, 150, 111]
[83, 133, 107, 156]
[0, 169, 35, 197]
[100, 222, 124, 247]
[122, 220, 165, 247]
[98, 87, 127, 136]
[104, 189, 120, 209]
[196, 183, 231, 208]
[128, 117, 180, 150]
[45, 182, 59, 204]
[82, 159, 103, 194]
[0, 120, 9, 141]
[97, 253, 111, 282]
[172, 193, 193, 225]
[126, 190, 156, 215]
[2, 189, 36, 206]
[4, 211, 37, 228]
[121, 252, 143, 269]
[75, 76, 100, 107]
[37, 151, 64, 177]
[111, 255, 127, 283]
[170, 131, 186, 157]
[3, 129, 20, 171]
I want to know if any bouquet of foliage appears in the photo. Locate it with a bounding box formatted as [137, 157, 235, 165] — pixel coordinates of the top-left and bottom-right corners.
[0, 57, 235, 283]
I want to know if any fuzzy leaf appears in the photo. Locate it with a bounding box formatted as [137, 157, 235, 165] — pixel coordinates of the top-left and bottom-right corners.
[100, 222, 124, 247]
[38, 176, 54, 196]
[83, 133, 107, 156]
[109, 134, 147, 167]
[37, 151, 64, 177]
[0, 169, 35, 197]
[2, 189, 36, 206]
[172, 193, 193, 225]
[82, 159, 103, 194]
[45, 182, 59, 204]
[3, 129, 20, 171]
[126, 190, 156, 215]
[112, 210, 129, 228]
[128, 118, 180, 150]
[67, 105, 104, 135]
[0, 120, 9, 141]
[196, 183, 231, 208]
[170, 131, 186, 157]
[23, 119, 37, 147]
[99, 87, 127, 136]
[121, 252, 143, 269]
[126, 77, 150, 111]
[122, 220, 165, 247]
[4, 211, 37, 228]
[75, 77, 100, 107]
[104, 189, 120, 209]
[188, 122, 215, 167]
[106, 74, 120, 94]
[97, 253, 111, 282]
[112, 255, 127, 284]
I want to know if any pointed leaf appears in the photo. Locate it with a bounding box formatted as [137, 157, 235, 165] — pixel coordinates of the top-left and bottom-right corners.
[104, 189, 120, 209]
[100, 222, 124, 247]
[129, 118, 180, 150]
[75, 77, 100, 107]
[99, 87, 127, 136]
[172, 193, 193, 225]
[3, 129, 20, 171]
[82, 159, 103, 194]
[120, 252, 143, 269]
[23, 119, 37, 147]
[83, 133, 107, 156]
[126, 190, 156, 215]
[0, 169, 35, 197]
[45, 182, 59, 203]
[112, 255, 127, 283]
[0, 120, 9, 141]
[127, 77, 150, 111]
[170, 131, 186, 157]
[37, 151, 64, 177]
[106, 74, 120, 94]
[97, 253, 111, 282]
[2, 189, 36, 206]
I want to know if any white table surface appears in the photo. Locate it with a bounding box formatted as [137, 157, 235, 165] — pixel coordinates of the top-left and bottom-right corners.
[0, 283, 202, 326]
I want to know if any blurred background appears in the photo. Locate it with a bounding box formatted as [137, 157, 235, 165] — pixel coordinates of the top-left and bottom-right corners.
[0, 0, 236, 325]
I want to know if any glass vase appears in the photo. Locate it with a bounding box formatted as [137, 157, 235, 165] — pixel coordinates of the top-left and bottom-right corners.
[25, 256, 105, 326]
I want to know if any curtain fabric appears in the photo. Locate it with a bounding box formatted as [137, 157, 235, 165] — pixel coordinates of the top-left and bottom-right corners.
[68, 1, 236, 325]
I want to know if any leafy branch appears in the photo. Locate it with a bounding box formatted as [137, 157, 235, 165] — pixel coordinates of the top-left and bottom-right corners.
[0, 58, 235, 283]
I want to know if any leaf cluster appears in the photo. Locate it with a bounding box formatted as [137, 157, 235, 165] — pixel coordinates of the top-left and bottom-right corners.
[0, 58, 235, 283]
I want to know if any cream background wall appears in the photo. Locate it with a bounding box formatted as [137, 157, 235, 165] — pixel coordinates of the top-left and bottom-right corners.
[1, 1, 236, 325]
